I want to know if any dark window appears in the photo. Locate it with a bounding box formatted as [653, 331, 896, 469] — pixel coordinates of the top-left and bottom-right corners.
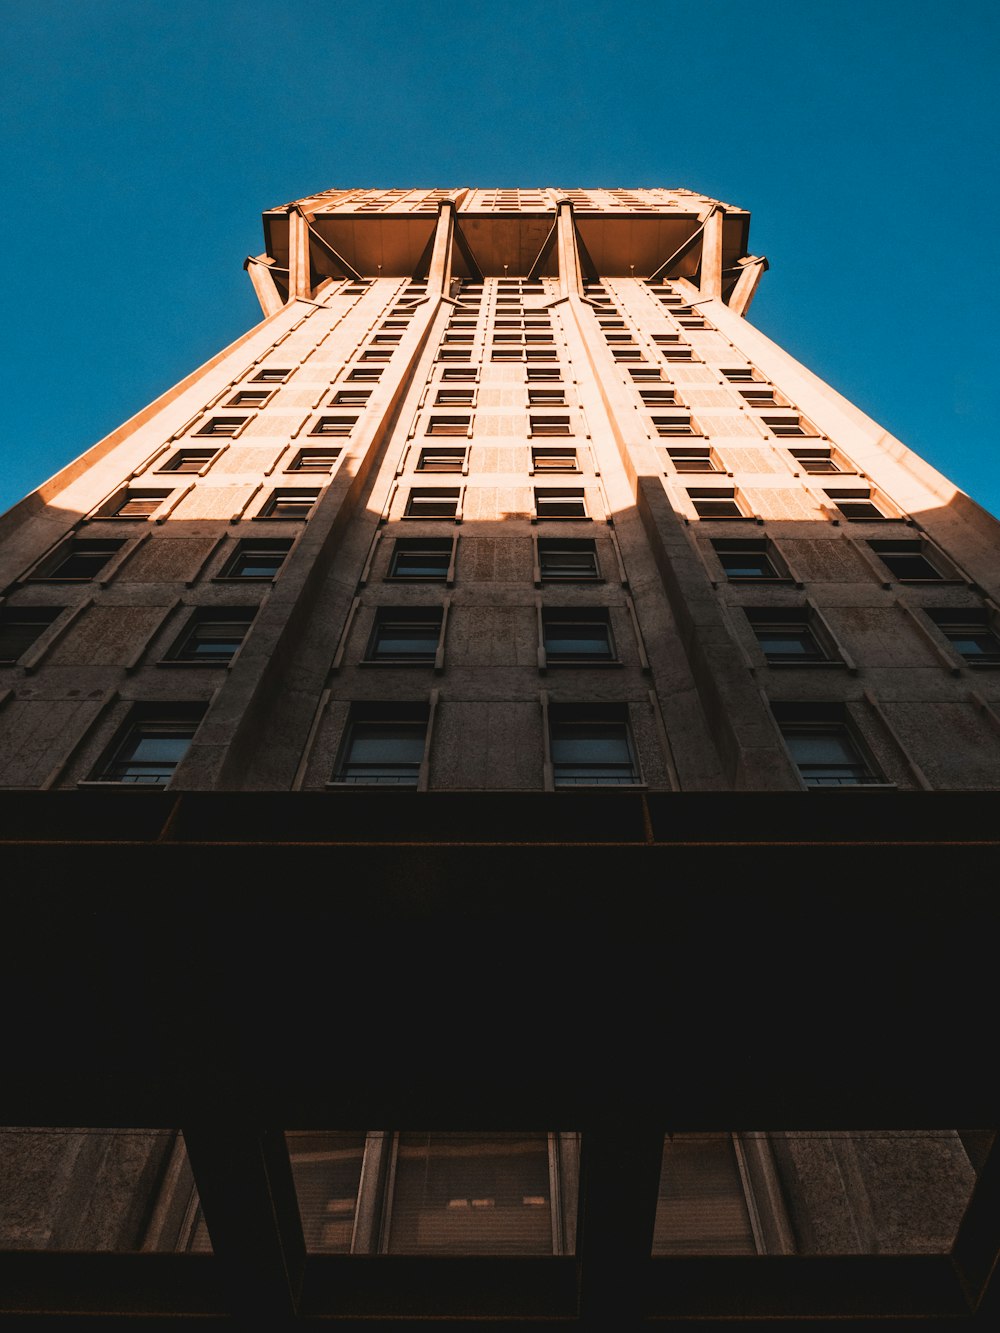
[526, 367, 561, 382]
[347, 368, 382, 382]
[763, 413, 811, 437]
[653, 1134, 756, 1256]
[35, 539, 125, 581]
[712, 539, 784, 581]
[826, 488, 888, 520]
[532, 447, 578, 472]
[195, 416, 246, 437]
[108, 489, 171, 519]
[332, 391, 371, 407]
[93, 706, 205, 786]
[530, 415, 572, 437]
[0, 607, 60, 663]
[535, 488, 587, 519]
[688, 488, 745, 519]
[334, 707, 428, 786]
[868, 541, 944, 581]
[311, 415, 357, 436]
[287, 448, 341, 472]
[388, 538, 453, 581]
[927, 609, 1000, 663]
[258, 489, 320, 520]
[219, 539, 293, 580]
[739, 388, 782, 408]
[543, 609, 615, 662]
[667, 445, 716, 473]
[426, 416, 470, 436]
[417, 447, 467, 472]
[538, 539, 600, 581]
[790, 447, 842, 474]
[251, 368, 291, 384]
[434, 389, 475, 406]
[405, 488, 461, 518]
[745, 608, 829, 663]
[550, 706, 638, 786]
[774, 704, 884, 788]
[722, 367, 760, 383]
[440, 367, 477, 382]
[166, 607, 255, 663]
[367, 609, 442, 663]
[157, 448, 219, 473]
[225, 389, 271, 407]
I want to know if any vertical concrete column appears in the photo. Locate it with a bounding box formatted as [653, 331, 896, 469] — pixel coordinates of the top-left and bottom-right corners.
[728, 256, 767, 317]
[427, 200, 455, 296]
[287, 207, 311, 301]
[556, 200, 584, 298]
[699, 205, 724, 301]
[244, 257, 286, 318]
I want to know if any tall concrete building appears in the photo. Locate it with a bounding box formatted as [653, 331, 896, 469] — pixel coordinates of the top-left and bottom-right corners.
[2, 187, 999, 1328]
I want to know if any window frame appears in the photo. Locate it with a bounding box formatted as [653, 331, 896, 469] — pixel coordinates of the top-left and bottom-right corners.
[533, 488, 589, 521]
[541, 608, 617, 666]
[216, 538, 294, 581]
[285, 447, 343, 473]
[365, 608, 444, 667]
[331, 704, 431, 789]
[548, 704, 641, 788]
[162, 606, 256, 666]
[0, 606, 63, 665]
[536, 538, 601, 582]
[86, 704, 206, 789]
[155, 447, 223, 475]
[386, 537, 455, 583]
[926, 608, 1000, 666]
[255, 488, 322, 521]
[404, 487, 463, 520]
[711, 539, 793, 584]
[772, 703, 890, 791]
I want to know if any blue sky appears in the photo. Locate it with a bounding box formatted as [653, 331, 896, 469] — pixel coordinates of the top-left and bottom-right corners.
[2, 0, 998, 515]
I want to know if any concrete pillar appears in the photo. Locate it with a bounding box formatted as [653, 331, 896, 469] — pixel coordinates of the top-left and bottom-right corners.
[728, 256, 767, 317]
[556, 200, 584, 298]
[287, 207, 311, 301]
[244, 257, 285, 318]
[427, 201, 455, 296]
[699, 205, 724, 301]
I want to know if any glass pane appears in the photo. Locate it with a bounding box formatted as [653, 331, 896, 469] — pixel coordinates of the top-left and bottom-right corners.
[545, 623, 611, 657]
[387, 1133, 553, 1255]
[653, 1134, 756, 1255]
[287, 1131, 367, 1253]
[373, 623, 439, 658]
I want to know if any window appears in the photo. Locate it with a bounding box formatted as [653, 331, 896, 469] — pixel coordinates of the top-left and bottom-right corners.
[251, 368, 292, 384]
[640, 389, 679, 407]
[347, 368, 382, 382]
[789, 447, 845, 474]
[333, 705, 428, 786]
[660, 346, 696, 362]
[440, 367, 477, 382]
[538, 538, 600, 580]
[712, 539, 786, 581]
[367, 609, 442, 663]
[526, 367, 561, 382]
[774, 704, 885, 788]
[359, 349, 393, 362]
[32, 538, 125, 581]
[91, 706, 205, 786]
[257, 488, 320, 519]
[687, 487, 747, 519]
[332, 390, 371, 407]
[218, 538, 293, 580]
[0, 607, 60, 663]
[868, 540, 945, 581]
[434, 389, 475, 406]
[311, 415, 357, 437]
[667, 445, 717, 473]
[195, 416, 247, 437]
[225, 389, 272, 407]
[761, 413, 815, 438]
[745, 607, 832, 664]
[416, 447, 467, 473]
[405, 488, 461, 519]
[652, 413, 697, 437]
[550, 706, 638, 786]
[528, 390, 567, 407]
[542, 609, 615, 663]
[388, 538, 453, 580]
[722, 366, 762, 383]
[426, 415, 471, 436]
[927, 609, 1000, 664]
[738, 388, 784, 408]
[629, 367, 664, 382]
[287, 447, 341, 472]
[103, 489, 172, 519]
[532, 446, 578, 472]
[825, 488, 891, 520]
[165, 607, 255, 663]
[156, 448, 220, 474]
[530, 415, 572, 437]
[535, 488, 588, 519]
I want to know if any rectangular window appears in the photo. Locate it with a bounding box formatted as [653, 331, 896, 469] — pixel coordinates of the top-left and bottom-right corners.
[388, 538, 453, 580]
[738, 388, 783, 408]
[774, 704, 885, 788]
[525, 348, 557, 362]
[367, 609, 442, 663]
[653, 1134, 756, 1256]
[745, 607, 831, 664]
[712, 539, 787, 582]
[653, 413, 697, 437]
[92, 705, 206, 786]
[156, 448, 220, 474]
[543, 609, 615, 662]
[347, 368, 382, 382]
[535, 488, 588, 519]
[225, 389, 272, 407]
[258, 488, 320, 520]
[722, 367, 762, 383]
[218, 538, 293, 580]
[287, 447, 341, 472]
[789, 447, 845, 474]
[868, 540, 945, 581]
[538, 538, 600, 580]
[332, 391, 371, 407]
[405, 488, 461, 519]
[0, 607, 60, 663]
[416, 447, 467, 473]
[927, 609, 1000, 664]
[311, 415, 357, 436]
[434, 389, 475, 406]
[103, 489, 172, 519]
[688, 487, 747, 519]
[532, 446, 578, 472]
[550, 705, 638, 786]
[526, 367, 561, 382]
[196, 416, 247, 437]
[440, 367, 477, 382]
[660, 346, 696, 362]
[762, 413, 815, 437]
[359, 349, 392, 362]
[640, 389, 679, 407]
[825, 488, 890, 520]
[32, 538, 125, 582]
[667, 445, 717, 473]
[528, 390, 567, 407]
[426, 415, 471, 436]
[334, 706, 428, 786]
[251, 368, 292, 384]
[530, 415, 572, 437]
[165, 607, 255, 663]
[629, 367, 664, 382]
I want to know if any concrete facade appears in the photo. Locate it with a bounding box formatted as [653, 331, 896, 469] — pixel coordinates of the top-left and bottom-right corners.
[1, 187, 998, 1326]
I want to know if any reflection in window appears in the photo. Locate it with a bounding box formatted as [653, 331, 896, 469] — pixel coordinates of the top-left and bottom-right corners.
[653, 1134, 757, 1255]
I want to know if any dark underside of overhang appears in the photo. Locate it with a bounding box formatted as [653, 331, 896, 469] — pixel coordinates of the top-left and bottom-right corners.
[2, 789, 999, 1327]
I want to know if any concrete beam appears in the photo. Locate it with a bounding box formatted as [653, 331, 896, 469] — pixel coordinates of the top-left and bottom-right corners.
[556, 200, 583, 298]
[427, 200, 455, 296]
[699, 204, 724, 300]
[286, 207, 311, 301]
[728, 255, 768, 316]
[244, 256, 285, 318]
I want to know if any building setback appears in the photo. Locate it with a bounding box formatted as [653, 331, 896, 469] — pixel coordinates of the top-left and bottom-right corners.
[1, 187, 999, 1328]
